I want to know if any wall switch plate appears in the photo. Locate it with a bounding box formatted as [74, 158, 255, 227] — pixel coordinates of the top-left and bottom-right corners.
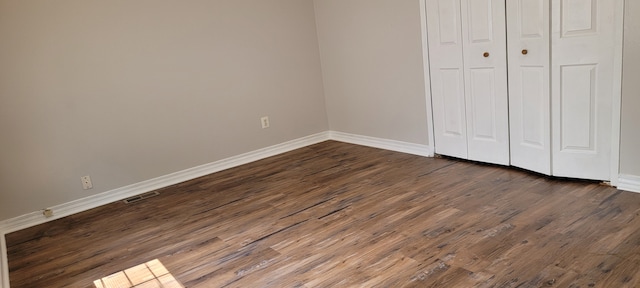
[81, 175, 93, 190]
[261, 116, 270, 129]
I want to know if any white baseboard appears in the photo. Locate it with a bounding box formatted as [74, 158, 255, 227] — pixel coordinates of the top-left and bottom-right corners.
[1, 236, 7, 288]
[618, 174, 640, 193]
[329, 131, 434, 157]
[0, 130, 433, 288]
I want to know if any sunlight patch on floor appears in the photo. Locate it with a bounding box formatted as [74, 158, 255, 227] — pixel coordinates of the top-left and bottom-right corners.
[93, 259, 184, 288]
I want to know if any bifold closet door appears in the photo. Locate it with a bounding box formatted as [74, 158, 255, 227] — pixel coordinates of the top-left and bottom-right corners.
[461, 0, 509, 165]
[426, 0, 510, 165]
[507, 0, 618, 180]
[551, 0, 616, 181]
[426, 0, 467, 160]
[506, 0, 551, 175]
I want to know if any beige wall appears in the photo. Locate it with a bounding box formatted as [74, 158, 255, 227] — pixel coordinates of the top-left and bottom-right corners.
[3, 0, 639, 222]
[620, 0, 640, 176]
[0, 0, 328, 220]
[314, 0, 430, 145]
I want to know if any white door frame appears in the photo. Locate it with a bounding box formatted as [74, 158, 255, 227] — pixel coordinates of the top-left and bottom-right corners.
[610, 0, 624, 186]
[419, 0, 436, 155]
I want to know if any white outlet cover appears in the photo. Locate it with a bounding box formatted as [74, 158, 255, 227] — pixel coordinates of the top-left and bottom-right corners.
[81, 176, 93, 190]
[261, 116, 270, 128]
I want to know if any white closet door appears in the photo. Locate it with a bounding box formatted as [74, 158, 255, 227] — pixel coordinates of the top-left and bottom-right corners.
[507, 0, 551, 175]
[551, 0, 615, 180]
[426, 0, 468, 159]
[460, 0, 510, 165]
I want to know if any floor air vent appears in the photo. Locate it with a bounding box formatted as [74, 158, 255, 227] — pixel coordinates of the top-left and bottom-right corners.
[123, 191, 160, 204]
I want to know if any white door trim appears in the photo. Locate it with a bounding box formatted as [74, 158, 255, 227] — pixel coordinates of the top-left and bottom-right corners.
[1, 235, 7, 288]
[419, 0, 436, 152]
[610, 0, 625, 186]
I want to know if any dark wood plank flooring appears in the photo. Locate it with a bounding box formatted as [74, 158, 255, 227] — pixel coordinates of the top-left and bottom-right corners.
[6, 141, 640, 287]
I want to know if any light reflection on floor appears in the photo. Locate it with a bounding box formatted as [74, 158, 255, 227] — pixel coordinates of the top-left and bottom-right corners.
[93, 259, 184, 288]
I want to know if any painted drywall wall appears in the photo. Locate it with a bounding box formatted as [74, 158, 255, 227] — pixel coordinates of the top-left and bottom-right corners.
[620, 0, 640, 177]
[0, 0, 328, 220]
[314, 0, 430, 145]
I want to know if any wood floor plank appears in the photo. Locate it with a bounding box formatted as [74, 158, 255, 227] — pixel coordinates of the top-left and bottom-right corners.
[6, 140, 640, 287]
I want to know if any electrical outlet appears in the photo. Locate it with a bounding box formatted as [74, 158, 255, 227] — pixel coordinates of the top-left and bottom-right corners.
[81, 175, 93, 190]
[43, 209, 53, 218]
[261, 116, 270, 129]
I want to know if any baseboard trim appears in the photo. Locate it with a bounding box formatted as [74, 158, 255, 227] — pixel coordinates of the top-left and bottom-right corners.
[0, 130, 434, 288]
[618, 174, 640, 193]
[1, 235, 7, 288]
[329, 131, 433, 157]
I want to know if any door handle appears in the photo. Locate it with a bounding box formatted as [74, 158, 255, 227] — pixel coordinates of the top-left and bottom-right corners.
[483, 52, 490, 58]
[522, 49, 528, 55]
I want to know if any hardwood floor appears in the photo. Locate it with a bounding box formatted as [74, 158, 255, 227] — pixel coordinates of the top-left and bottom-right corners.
[6, 141, 640, 287]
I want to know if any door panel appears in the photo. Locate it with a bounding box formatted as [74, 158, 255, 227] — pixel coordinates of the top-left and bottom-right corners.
[469, 68, 497, 140]
[468, 0, 493, 43]
[561, 0, 597, 36]
[426, 0, 468, 159]
[552, 0, 614, 180]
[520, 67, 546, 148]
[441, 69, 466, 137]
[559, 64, 597, 152]
[437, 0, 460, 44]
[519, 0, 545, 38]
[461, 0, 509, 165]
[507, 0, 551, 175]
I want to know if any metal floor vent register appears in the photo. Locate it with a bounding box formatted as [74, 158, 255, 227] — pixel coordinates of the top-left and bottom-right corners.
[123, 191, 160, 204]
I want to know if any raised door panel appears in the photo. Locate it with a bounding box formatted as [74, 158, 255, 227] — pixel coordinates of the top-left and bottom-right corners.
[507, 0, 551, 175]
[559, 65, 597, 152]
[441, 69, 466, 138]
[551, 0, 615, 180]
[468, 68, 497, 141]
[461, 0, 509, 165]
[426, 0, 468, 159]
